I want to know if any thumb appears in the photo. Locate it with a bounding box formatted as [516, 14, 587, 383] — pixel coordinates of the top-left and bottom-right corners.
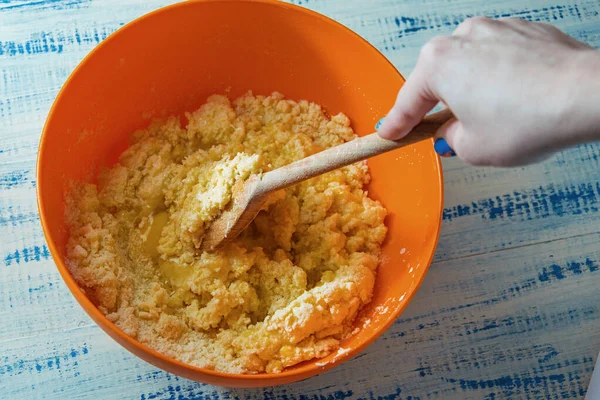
[433, 117, 461, 157]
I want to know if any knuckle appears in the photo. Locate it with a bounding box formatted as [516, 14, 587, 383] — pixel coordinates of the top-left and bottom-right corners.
[536, 21, 560, 32]
[505, 17, 527, 24]
[455, 18, 475, 33]
[462, 16, 491, 29]
[385, 105, 418, 129]
[419, 36, 452, 62]
[395, 108, 420, 125]
[455, 16, 495, 36]
[470, 16, 492, 25]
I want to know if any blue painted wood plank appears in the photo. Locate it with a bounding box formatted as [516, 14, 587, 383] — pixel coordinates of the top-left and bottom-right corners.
[3, 232, 598, 398]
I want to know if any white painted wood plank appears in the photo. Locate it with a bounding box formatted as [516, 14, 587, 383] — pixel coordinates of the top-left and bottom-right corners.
[437, 145, 600, 261]
[2, 0, 600, 398]
[3, 231, 598, 399]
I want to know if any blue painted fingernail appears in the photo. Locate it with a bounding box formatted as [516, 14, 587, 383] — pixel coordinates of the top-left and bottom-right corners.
[375, 117, 385, 130]
[434, 138, 455, 156]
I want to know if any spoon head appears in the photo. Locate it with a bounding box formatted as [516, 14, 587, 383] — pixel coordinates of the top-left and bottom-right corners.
[201, 175, 267, 251]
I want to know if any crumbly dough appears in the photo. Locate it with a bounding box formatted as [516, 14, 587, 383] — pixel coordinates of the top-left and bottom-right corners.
[65, 92, 387, 374]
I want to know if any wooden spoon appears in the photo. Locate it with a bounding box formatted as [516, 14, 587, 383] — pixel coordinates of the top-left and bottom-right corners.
[202, 108, 454, 251]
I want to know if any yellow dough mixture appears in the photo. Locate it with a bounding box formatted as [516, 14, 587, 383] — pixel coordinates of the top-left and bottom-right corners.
[65, 92, 387, 374]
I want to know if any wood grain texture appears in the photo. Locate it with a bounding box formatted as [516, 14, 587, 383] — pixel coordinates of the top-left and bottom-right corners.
[1, 0, 600, 398]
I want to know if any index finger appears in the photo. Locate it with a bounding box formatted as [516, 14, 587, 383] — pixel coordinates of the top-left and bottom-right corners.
[377, 36, 452, 140]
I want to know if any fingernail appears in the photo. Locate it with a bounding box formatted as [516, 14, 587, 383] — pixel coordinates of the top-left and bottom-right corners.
[434, 138, 456, 157]
[375, 117, 385, 130]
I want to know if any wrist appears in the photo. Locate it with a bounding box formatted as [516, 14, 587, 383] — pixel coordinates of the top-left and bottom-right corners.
[562, 49, 600, 146]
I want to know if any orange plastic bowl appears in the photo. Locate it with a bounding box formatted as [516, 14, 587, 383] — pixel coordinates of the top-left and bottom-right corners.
[37, 0, 443, 388]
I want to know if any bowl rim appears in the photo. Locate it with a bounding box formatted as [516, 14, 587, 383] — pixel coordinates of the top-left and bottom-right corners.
[36, 0, 444, 386]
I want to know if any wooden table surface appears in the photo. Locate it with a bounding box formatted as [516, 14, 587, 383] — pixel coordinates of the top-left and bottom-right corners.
[2, 0, 600, 398]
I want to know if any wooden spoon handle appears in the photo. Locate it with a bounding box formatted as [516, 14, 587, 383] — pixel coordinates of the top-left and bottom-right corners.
[256, 108, 454, 194]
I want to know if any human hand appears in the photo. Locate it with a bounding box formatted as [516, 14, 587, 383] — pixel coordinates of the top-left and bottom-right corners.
[377, 17, 600, 166]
